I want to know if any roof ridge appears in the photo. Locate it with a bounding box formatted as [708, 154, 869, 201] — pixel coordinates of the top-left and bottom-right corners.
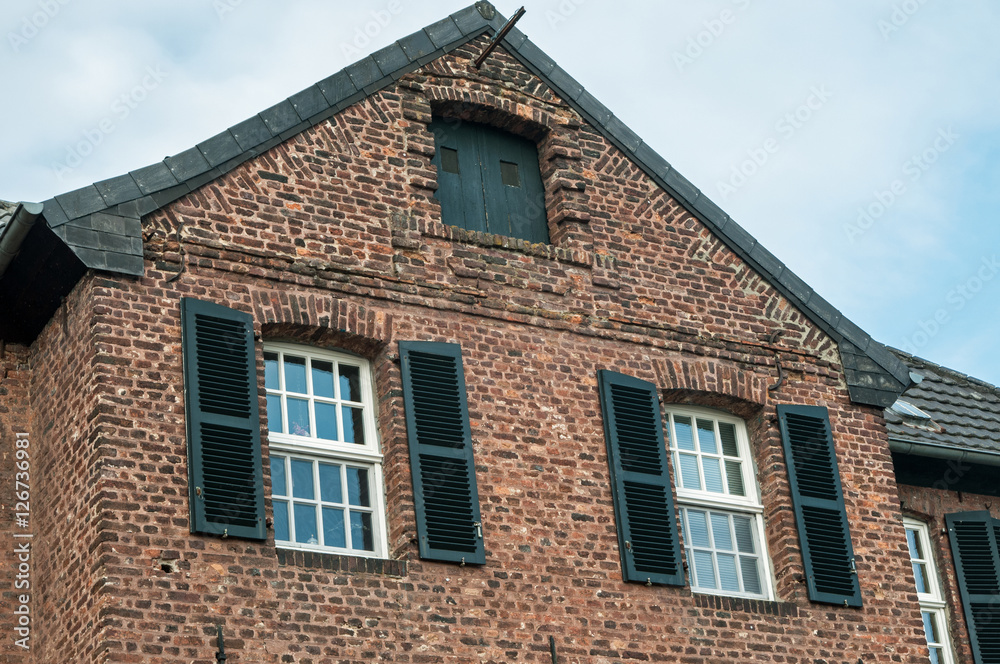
[890, 346, 1000, 400]
[20, 1, 910, 406]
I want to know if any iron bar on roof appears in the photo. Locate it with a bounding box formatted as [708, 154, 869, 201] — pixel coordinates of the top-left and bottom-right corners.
[474, 6, 526, 69]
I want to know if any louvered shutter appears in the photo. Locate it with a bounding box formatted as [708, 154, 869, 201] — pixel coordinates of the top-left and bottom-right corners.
[777, 404, 861, 606]
[181, 297, 265, 540]
[399, 341, 485, 564]
[946, 511, 1000, 664]
[597, 370, 684, 586]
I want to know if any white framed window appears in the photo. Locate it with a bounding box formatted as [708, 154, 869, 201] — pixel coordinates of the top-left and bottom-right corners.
[904, 518, 955, 664]
[264, 343, 386, 558]
[666, 407, 771, 599]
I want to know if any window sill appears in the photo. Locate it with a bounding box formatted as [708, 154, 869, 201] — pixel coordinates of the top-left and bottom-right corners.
[391, 214, 591, 268]
[693, 592, 799, 617]
[274, 548, 407, 577]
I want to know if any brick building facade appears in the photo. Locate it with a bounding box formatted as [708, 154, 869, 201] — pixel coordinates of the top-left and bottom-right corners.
[0, 4, 996, 663]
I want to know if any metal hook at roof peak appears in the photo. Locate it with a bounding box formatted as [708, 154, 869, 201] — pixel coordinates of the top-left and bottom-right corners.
[474, 6, 526, 69]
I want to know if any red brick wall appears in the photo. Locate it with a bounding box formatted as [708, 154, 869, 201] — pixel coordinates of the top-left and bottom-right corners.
[899, 484, 1000, 664]
[0, 37, 934, 663]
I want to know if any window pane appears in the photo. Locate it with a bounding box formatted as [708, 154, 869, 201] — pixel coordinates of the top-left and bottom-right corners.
[673, 416, 695, 450]
[319, 463, 343, 503]
[740, 556, 762, 594]
[928, 647, 942, 664]
[315, 402, 338, 441]
[266, 395, 284, 434]
[322, 507, 346, 548]
[697, 419, 718, 454]
[693, 550, 717, 589]
[711, 512, 733, 550]
[500, 160, 520, 187]
[287, 398, 310, 437]
[339, 365, 361, 402]
[907, 527, 923, 560]
[270, 455, 287, 496]
[913, 562, 929, 594]
[343, 406, 365, 444]
[679, 453, 701, 490]
[719, 422, 739, 457]
[272, 499, 289, 542]
[264, 352, 280, 390]
[725, 460, 745, 497]
[347, 467, 371, 507]
[686, 509, 711, 548]
[702, 457, 724, 494]
[284, 355, 308, 394]
[291, 459, 315, 500]
[717, 553, 740, 592]
[733, 516, 756, 554]
[312, 360, 335, 398]
[922, 611, 940, 643]
[293, 503, 318, 544]
[351, 511, 374, 551]
[440, 147, 460, 174]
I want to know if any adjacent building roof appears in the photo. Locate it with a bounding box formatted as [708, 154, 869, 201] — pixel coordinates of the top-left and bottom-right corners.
[887, 349, 1000, 456]
[0, 200, 16, 235]
[0, 2, 912, 405]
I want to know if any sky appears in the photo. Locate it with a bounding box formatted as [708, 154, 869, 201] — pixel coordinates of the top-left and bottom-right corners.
[2, 1, 998, 387]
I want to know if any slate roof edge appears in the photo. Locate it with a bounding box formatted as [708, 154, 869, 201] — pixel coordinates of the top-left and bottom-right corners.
[891, 346, 1000, 401]
[25, 1, 910, 403]
[888, 437, 1000, 467]
[0, 201, 44, 278]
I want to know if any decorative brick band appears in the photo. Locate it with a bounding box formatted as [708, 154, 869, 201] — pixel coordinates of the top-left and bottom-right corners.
[274, 548, 407, 577]
[693, 592, 799, 617]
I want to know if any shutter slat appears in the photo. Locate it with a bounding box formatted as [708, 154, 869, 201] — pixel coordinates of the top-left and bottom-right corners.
[947, 511, 1000, 664]
[597, 370, 684, 586]
[181, 298, 265, 540]
[777, 404, 861, 606]
[400, 342, 485, 564]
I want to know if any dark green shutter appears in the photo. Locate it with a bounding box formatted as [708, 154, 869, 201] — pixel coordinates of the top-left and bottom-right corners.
[399, 341, 485, 564]
[597, 370, 684, 586]
[946, 511, 1000, 664]
[430, 118, 548, 244]
[181, 297, 265, 540]
[777, 404, 861, 606]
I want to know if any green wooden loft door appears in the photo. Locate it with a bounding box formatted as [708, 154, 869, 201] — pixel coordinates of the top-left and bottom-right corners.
[430, 118, 548, 244]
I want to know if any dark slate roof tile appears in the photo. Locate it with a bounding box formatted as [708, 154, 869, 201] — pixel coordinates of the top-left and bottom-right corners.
[546, 66, 583, 101]
[693, 195, 728, 229]
[451, 5, 489, 34]
[150, 184, 191, 210]
[40, 198, 68, 226]
[54, 185, 108, 220]
[288, 86, 329, 123]
[91, 212, 129, 235]
[372, 42, 409, 75]
[230, 115, 273, 152]
[259, 100, 303, 136]
[197, 131, 242, 168]
[130, 163, 179, 196]
[165, 147, 212, 183]
[777, 268, 810, 304]
[362, 75, 397, 96]
[749, 244, 784, 280]
[837, 317, 870, 350]
[575, 89, 612, 126]
[98, 231, 135, 253]
[346, 58, 383, 91]
[57, 223, 102, 250]
[605, 117, 641, 153]
[517, 39, 555, 76]
[72, 247, 109, 270]
[94, 175, 142, 207]
[717, 217, 755, 255]
[424, 17, 463, 49]
[503, 25, 528, 50]
[805, 292, 841, 328]
[399, 30, 437, 62]
[104, 251, 144, 276]
[662, 170, 700, 206]
[317, 71, 357, 108]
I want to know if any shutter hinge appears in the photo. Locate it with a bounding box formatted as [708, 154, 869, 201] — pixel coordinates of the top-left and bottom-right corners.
[474, 521, 483, 539]
[625, 540, 632, 551]
[849, 557, 857, 575]
[196, 487, 203, 498]
[645, 578, 652, 587]
[222, 528, 228, 539]
[460, 557, 466, 567]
